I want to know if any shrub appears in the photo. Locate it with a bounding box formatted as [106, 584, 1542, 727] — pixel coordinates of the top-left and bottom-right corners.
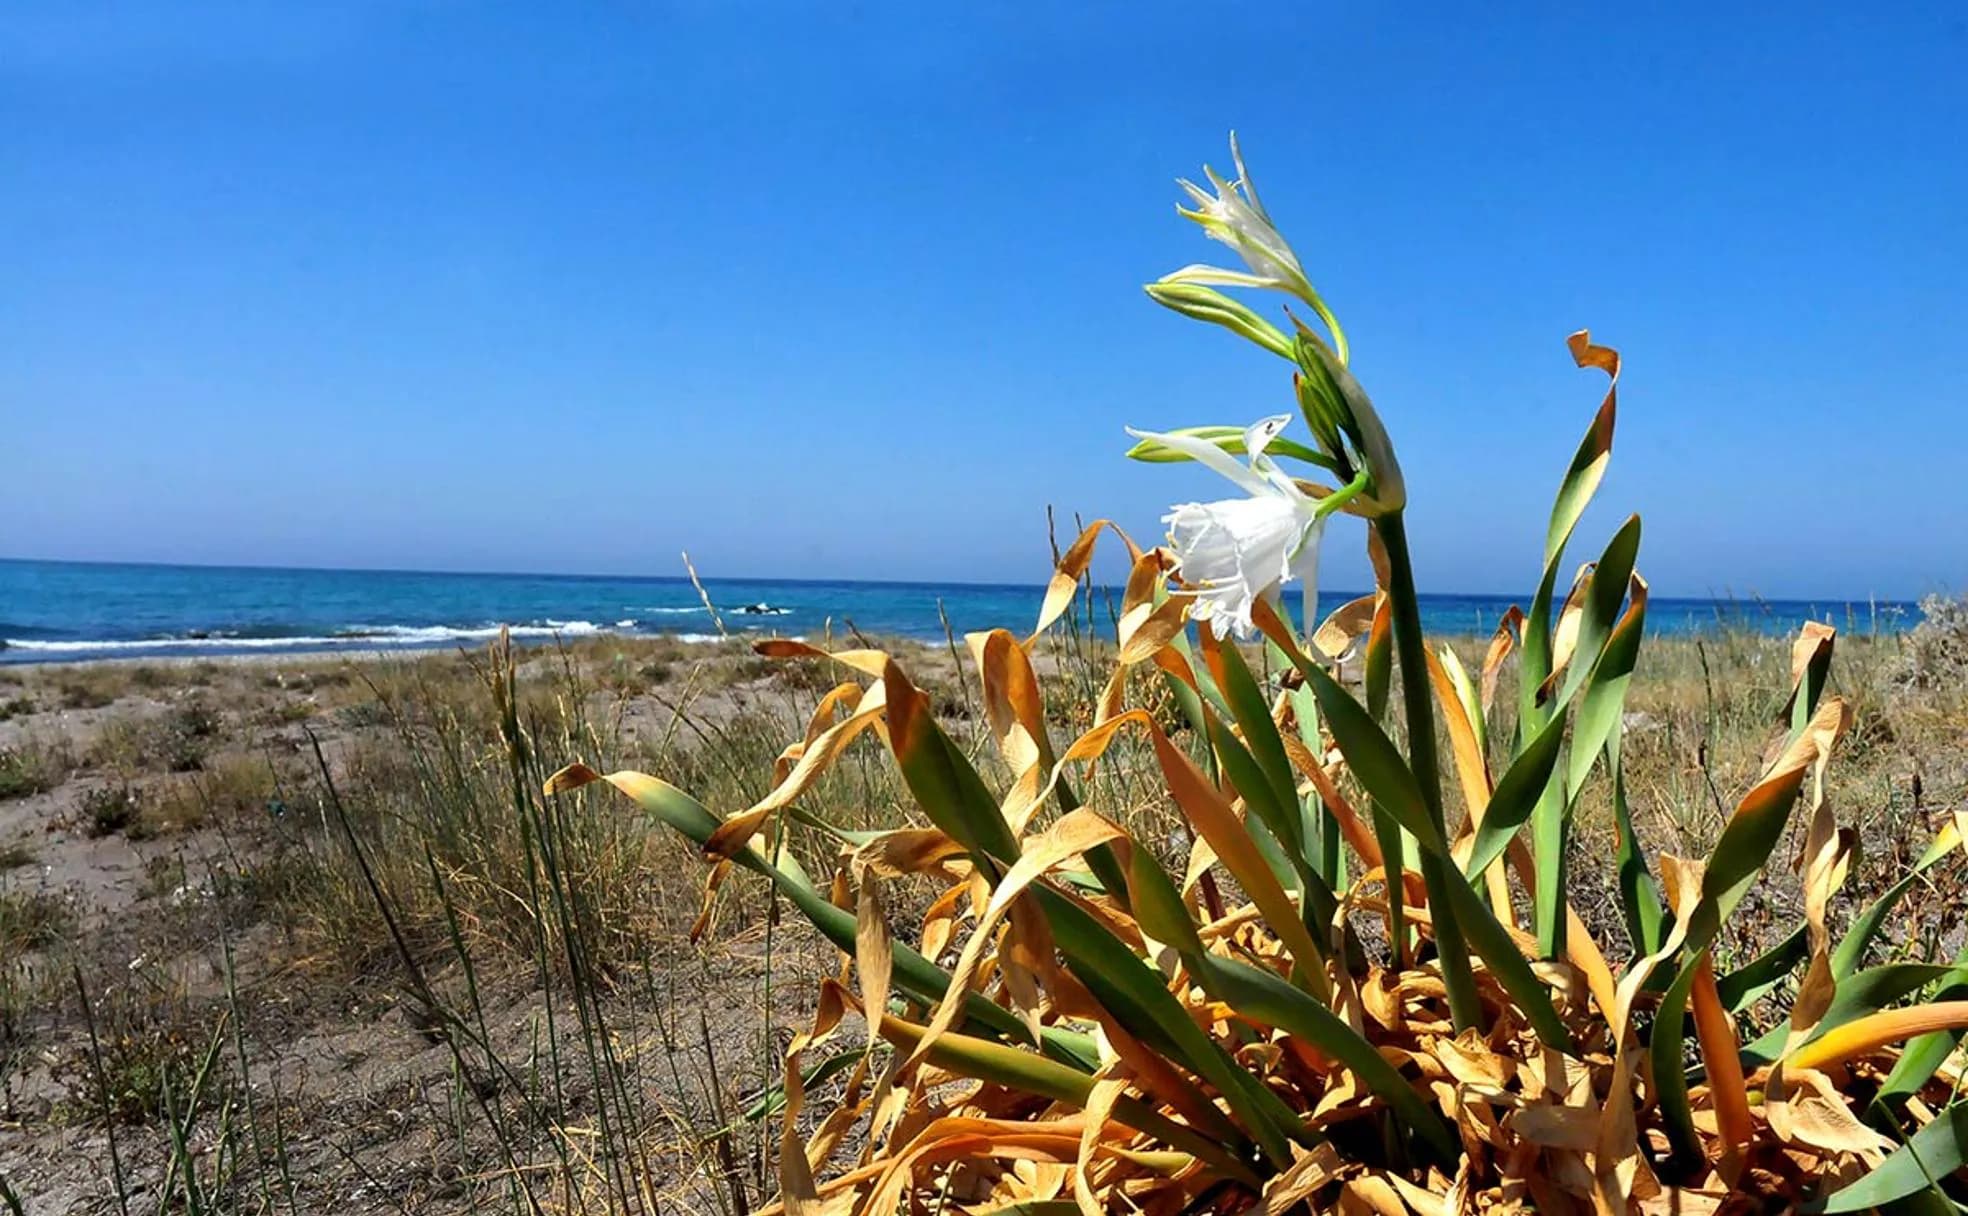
[1897, 592, 1968, 690]
[0, 886, 75, 953]
[81, 784, 146, 839]
[0, 745, 55, 800]
[53, 674, 119, 710]
[150, 755, 280, 833]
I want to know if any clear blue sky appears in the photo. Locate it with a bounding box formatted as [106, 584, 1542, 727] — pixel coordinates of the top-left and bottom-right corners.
[4, 4, 1962, 599]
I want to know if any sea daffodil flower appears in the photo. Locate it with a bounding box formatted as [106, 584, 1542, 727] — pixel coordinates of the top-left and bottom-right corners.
[1126, 414, 1329, 640]
[1157, 135, 1348, 364]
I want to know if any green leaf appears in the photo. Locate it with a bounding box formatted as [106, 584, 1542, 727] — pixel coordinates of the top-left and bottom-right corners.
[1211, 641, 1302, 846]
[1553, 515, 1642, 713]
[1282, 642, 1568, 1045]
[1300, 664, 1442, 853]
[1715, 924, 1807, 1013]
[1565, 564, 1646, 799]
[1823, 1103, 1968, 1213]
[567, 770, 1098, 1070]
[1435, 859, 1576, 1052]
[877, 1013, 1256, 1182]
[1651, 739, 1826, 1165]
[1518, 351, 1619, 734]
[1462, 713, 1567, 881]
[1608, 732, 1667, 961]
[1834, 830, 1961, 979]
[1737, 963, 1964, 1069]
[1125, 847, 1453, 1162]
[885, 671, 1021, 863]
[1036, 885, 1302, 1167]
[1650, 955, 1706, 1169]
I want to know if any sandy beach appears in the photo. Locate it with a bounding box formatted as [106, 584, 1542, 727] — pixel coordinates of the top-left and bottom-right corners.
[3, 624, 1963, 1211]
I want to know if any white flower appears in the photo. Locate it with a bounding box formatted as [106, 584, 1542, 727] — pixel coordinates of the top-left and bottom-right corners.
[1161, 133, 1316, 306]
[1126, 414, 1328, 640]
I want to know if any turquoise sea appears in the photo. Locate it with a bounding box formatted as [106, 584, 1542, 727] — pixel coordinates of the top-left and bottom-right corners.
[0, 558, 1919, 665]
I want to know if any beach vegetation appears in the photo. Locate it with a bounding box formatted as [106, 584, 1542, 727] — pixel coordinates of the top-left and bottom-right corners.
[80, 783, 146, 839]
[0, 885, 76, 954]
[548, 139, 1968, 1213]
[1, 163, 1962, 1216]
[0, 742, 60, 801]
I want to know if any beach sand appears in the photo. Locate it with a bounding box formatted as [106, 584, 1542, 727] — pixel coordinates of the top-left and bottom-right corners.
[2, 628, 1960, 1211]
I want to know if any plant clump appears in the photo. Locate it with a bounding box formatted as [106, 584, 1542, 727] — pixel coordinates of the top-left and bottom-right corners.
[551, 139, 1968, 1215]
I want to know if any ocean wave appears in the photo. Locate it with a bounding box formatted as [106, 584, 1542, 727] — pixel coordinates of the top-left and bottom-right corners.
[2, 619, 612, 655]
[638, 606, 707, 615]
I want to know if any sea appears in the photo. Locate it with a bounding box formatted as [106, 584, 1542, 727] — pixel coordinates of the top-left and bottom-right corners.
[0, 558, 1920, 665]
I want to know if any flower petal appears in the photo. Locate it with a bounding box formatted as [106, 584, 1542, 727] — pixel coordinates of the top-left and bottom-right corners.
[1164, 495, 1306, 639]
[1242, 415, 1293, 461]
[1125, 425, 1273, 498]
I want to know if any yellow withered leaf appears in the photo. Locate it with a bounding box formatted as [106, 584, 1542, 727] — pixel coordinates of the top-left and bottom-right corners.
[1480, 605, 1525, 721]
[1072, 1075, 1129, 1216]
[703, 681, 889, 859]
[1260, 1143, 1346, 1214]
[1546, 565, 1593, 696]
[853, 828, 966, 878]
[905, 808, 1128, 1069]
[1433, 1029, 1515, 1090]
[773, 680, 868, 785]
[1764, 1067, 1894, 1160]
[777, 978, 848, 1216]
[1688, 953, 1752, 1174]
[1314, 592, 1381, 660]
[1785, 1000, 1968, 1074]
[689, 858, 732, 943]
[754, 638, 892, 678]
[853, 866, 892, 1054]
[918, 881, 966, 964]
[1594, 853, 1703, 1214]
[965, 628, 1047, 776]
[1031, 519, 1142, 643]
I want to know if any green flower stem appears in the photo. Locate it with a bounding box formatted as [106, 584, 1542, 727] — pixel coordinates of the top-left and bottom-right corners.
[1374, 511, 1484, 1032]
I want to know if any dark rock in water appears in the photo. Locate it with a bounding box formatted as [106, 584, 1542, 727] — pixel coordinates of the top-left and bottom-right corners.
[739, 602, 789, 616]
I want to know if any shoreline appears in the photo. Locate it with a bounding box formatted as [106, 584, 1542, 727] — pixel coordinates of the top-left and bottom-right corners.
[0, 629, 787, 671]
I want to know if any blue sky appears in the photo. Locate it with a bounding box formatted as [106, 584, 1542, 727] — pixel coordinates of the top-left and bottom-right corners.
[3, 4, 1963, 599]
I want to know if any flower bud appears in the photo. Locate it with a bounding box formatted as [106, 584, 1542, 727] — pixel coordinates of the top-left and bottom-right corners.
[1143, 282, 1294, 360]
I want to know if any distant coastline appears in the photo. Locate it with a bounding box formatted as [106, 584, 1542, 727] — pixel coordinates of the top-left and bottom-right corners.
[0, 557, 1922, 666]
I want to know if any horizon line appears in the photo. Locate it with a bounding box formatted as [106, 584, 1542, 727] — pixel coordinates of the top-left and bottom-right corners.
[0, 553, 1926, 608]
